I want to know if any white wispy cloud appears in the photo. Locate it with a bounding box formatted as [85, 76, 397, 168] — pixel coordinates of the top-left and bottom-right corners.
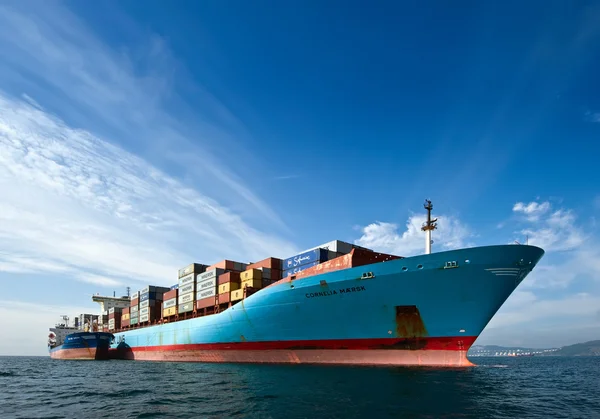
[353, 214, 474, 257]
[512, 201, 585, 251]
[0, 2, 286, 231]
[584, 111, 600, 123]
[0, 93, 299, 287]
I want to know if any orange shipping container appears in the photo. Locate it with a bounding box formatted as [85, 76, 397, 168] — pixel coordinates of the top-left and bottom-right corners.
[217, 292, 230, 304]
[122, 307, 130, 315]
[218, 272, 241, 285]
[163, 289, 177, 301]
[247, 257, 282, 270]
[196, 296, 216, 310]
[206, 260, 236, 272]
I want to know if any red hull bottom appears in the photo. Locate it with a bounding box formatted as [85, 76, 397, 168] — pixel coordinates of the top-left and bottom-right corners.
[50, 347, 110, 360]
[112, 348, 473, 367]
[109, 336, 477, 367]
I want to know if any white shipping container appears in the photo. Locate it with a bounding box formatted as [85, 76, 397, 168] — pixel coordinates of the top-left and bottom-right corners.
[178, 292, 194, 304]
[197, 287, 216, 299]
[179, 273, 194, 287]
[139, 299, 149, 309]
[131, 305, 139, 313]
[197, 268, 225, 282]
[131, 291, 139, 300]
[140, 307, 149, 316]
[140, 313, 149, 323]
[197, 277, 217, 290]
[163, 298, 177, 309]
[179, 283, 195, 295]
[108, 318, 115, 326]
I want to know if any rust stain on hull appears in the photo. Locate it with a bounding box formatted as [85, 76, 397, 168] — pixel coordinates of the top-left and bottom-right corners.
[395, 305, 428, 339]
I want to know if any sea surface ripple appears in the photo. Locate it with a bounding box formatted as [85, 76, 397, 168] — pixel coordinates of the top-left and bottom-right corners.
[1, 356, 599, 418]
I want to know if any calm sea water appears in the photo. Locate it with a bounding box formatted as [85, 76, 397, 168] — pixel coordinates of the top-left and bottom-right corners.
[1, 356, 598, 418]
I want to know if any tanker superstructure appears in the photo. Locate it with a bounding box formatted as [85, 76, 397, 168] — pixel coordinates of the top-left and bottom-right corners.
[51, 201, 545, 367]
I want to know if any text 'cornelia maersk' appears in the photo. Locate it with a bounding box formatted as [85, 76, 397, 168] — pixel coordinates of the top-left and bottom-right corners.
[305, 286, 366, 299]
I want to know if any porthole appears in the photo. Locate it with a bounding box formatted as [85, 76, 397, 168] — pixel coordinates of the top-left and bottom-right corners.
[402, 266, 408, 272]
[417, 264, 423, 269]
[465, 259, 470, 264]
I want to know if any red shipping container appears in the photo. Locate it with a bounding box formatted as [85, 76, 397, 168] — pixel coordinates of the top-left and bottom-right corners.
[247, 257, 282, 270]
[163, 289, 177, 301]
[122, 307, 130, 315]
[218, 272, 241, 285]
[131, 298, 139, 307]
[270, 269, 282, 280]
[121, 319, 130, 328]
[196, 296, 216, 310]
[216, 292, 230, 304]
[108, 312, 122, 320]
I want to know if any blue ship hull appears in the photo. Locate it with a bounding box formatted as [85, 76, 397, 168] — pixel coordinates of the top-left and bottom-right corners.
[110, 244, 544, 366]
[49, 332, 114, 360]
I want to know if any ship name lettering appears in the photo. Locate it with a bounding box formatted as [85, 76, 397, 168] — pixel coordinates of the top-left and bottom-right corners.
[305, 286, 366, 298]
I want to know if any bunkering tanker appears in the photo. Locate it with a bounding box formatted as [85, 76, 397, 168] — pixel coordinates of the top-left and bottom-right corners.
[51, 201, 546, 367]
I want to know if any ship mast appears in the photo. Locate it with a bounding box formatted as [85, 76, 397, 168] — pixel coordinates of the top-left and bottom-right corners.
[421, 199, 438, 254]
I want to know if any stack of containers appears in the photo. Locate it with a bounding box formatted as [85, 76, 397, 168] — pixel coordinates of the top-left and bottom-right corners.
[240, 268, 263, 295]
[282, 248, 332, 278]
[196, 268, 225, 311]
[246, 257, 283, 287]
[130, 291, 140, 326]
[139, 285, 170, 324]
[217, 272, 241, 305]
[163, 285, 178, 318]
[108, 307, 122, 331]
[177, 263, 208, 315]
[121, 307, 131, 328]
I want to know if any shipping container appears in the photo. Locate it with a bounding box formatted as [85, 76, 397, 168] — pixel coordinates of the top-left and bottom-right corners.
[178, 302, 194, 314]
[121, 319, 130, 328]
[240, 268, 262, 281]
[217, 292, 230, 304]
[283, 248, 329, 270]
[284, 248, 403, 280]
[218, 272, 241, 285]
[108, 307, 122, 315]
[140, 307, 149, 316]
[178, 292, 194, 304]
[108, 312, 121, 320]
[242, 278, 262, 289]
[197, 276, 218, 291]
[179, 273, 195, 287]
[140, 292, 156, 302]
[178, 282, 195, 296]
[122, 313, 130, 321]
[130, 298, 139, 306]
[282, 261, 320, 277]
[297, 240, 364, 255]
[219, 281, 240, 294]
[140, 313, 149, 323]
[131, 291, 139, 300]
[197, 268, 226, 283]
[130, 305, 139, 314]
[196, 287, 216, 300]
[233, 262, 248, 272]
[246, 257, 282, 271]
[163, 289, 177, 301]
[206, 260, 235, 272]
[163, 297, 177, 309]
[163, 306, 177, 317]
[130, 317, 139, 325]
[122, 307, 130, 315]
[140, 299, 154, 309]
[231, 289, 244, 301]
[196, 296, 216, 310]
[178, 263, 209, 279]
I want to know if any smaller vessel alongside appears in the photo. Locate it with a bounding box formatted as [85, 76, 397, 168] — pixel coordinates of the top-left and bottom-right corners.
[48, 315, 114, 360]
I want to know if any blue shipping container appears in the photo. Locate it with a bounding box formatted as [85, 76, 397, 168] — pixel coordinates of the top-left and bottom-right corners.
[282, 261, 320, 278]
[139, 292, 156, 302]
[170, 284, 179, 290]
[283, 248, 329, 270]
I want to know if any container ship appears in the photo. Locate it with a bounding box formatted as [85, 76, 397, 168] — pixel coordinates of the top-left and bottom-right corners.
[48, 200, 545, 367]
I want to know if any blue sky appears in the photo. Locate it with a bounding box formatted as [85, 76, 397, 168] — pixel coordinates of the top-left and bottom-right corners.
[0, 0, 599, 355]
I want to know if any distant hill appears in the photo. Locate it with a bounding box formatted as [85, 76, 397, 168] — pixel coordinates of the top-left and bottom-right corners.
[549, 340, 600, 357]
[468, 340, 600, 357]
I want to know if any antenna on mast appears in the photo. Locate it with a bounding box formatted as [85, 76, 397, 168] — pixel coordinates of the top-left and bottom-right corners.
[421, 199, 438, 255]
